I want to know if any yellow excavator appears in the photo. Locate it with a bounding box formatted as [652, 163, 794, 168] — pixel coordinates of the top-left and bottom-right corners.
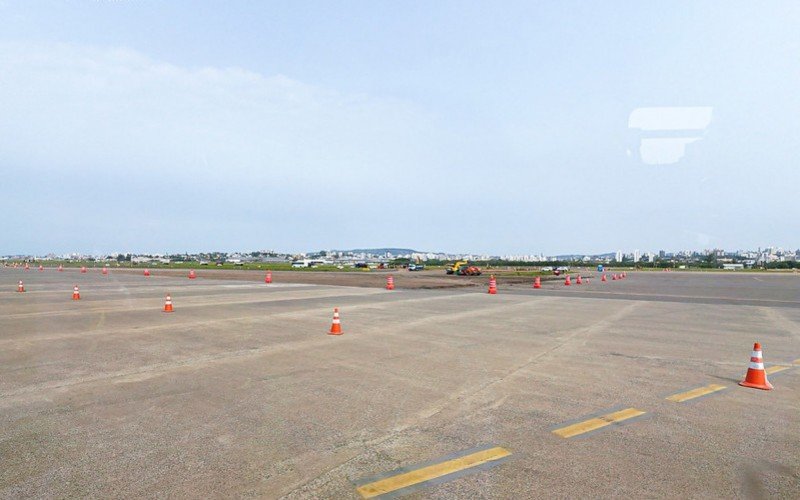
[445, 261, 482, 276]
[446, 260, 468, 274]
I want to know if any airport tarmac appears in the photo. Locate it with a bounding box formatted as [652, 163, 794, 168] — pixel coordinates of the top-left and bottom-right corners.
[1, 268, 798, 498]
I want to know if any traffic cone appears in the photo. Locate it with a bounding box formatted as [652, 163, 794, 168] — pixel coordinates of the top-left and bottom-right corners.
[163, 294, 174, 313]
[80, 266, 87, 273]
[72, 285, 80, 300]
[612, 274, 618, 280]
[329, 307, 342, 335]
[601, 273, 607, 282]
[622, 272, 627, 279]
[24, 263, 29, 271]
[39, 265, 44, 271]
[101, 267, 108, 275]
[576, 275, 583, 285]
[188, 269, 196, 279]
[17, 280, 24, 293]
[739, 342, 773, 390]
[143, 269, 151, 277]
[533, 276, 541, 289]
[265, 271, 272, 284]
[564, 275, 571, 286]
[488, 275, 497, 294]
[386, 275, 395, 290]
[58, 265, 63, 272]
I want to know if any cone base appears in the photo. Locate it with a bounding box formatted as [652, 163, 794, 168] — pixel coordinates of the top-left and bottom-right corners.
[738, 380, 773, 390]
[328, 330, 343, 335]
[163, 309, 173, 313]
[533, 285, 541, 289]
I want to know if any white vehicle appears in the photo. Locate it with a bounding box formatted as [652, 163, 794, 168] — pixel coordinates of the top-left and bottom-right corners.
[291, 259, 332, 268]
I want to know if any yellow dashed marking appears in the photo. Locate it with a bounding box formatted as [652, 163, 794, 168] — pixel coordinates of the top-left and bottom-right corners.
[552, 408, 646, 438]
[666, 384, 726, 403]
[356, 446, 511, 498]
[765, 365, 790, 375]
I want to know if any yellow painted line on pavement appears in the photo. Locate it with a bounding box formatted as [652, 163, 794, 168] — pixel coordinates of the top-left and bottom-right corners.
[552, 408, 646, 438]
[356, 446, 511, 498]
[765, 365, 790, 375]
[666, 384, 726, 403]
[791, 359, 800, 365]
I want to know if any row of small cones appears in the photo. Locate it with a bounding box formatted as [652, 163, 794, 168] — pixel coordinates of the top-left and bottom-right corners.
[487, 271, 629, 293]
[19, 264, 110, 274]
[17, 268, 387, 288]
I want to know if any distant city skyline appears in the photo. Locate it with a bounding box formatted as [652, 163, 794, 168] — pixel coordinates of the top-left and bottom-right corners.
[1, 2, 798, 255]
[4, 244, 798, 263]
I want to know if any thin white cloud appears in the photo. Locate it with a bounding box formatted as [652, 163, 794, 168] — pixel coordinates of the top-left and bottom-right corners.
[0, 42, 448, 187]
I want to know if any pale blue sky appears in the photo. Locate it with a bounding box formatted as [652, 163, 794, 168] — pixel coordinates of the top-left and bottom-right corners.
[1, 1, 798, 255]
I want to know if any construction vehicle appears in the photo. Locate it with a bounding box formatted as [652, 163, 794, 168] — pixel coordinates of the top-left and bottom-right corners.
[446, 261, 482, 276]
[457, 264, 482, 276]
[446, 260, 469, 274]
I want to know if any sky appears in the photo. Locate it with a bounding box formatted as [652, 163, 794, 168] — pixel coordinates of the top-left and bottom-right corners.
[1, 1, 798, 256]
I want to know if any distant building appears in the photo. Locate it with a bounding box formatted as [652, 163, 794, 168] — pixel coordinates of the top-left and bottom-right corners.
[615, 250, 623, 262]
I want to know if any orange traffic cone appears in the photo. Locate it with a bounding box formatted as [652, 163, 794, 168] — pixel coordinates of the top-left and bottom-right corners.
[612, 274, 618, 280]
[80, 266, 87, 273]
[739, 342, 773, 390]
[17, 280, 24, 293]
[265, 271, 272, 284]
[329, 307, 342, 335]
[188, 269, 196, 279]
[386, 275, 395, 290]
[24, 263, 29, 271]
[488, 275, 497, 294]
[576, 275, 583, 285]
[144, 269, 151, 277]
[564, 275, 571, 286]
[601, 273, 607, 282]
[163, 294, 174, 313]
[39, 265, 44, 271]
[622, 271, 627, 279]
[72, 285, 80, 300]
[101, 267, 108, 275]
[58, 265, 63, 272]
[533, 276, 541, 289]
